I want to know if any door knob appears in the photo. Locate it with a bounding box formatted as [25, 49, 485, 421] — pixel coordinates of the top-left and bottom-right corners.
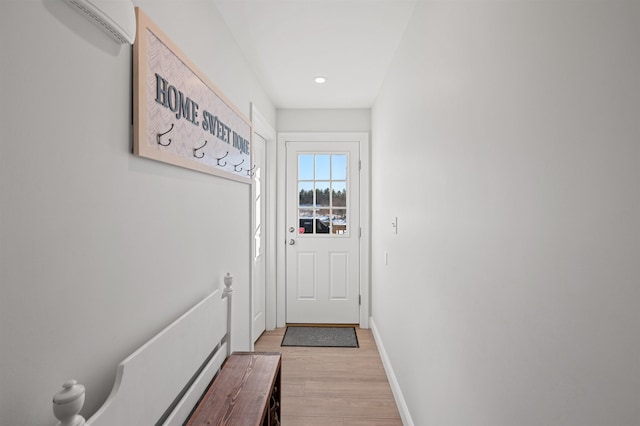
[288, 239, 295, 245]
[289, 227, 295, 233]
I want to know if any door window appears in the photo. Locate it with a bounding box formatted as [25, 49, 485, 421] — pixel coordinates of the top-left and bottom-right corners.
[297, 153, 348, 235]
[254, 166, 262, 260]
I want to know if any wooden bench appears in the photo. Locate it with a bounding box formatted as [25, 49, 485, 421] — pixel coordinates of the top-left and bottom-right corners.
[186, 352, 281, 426]
[51, 274, 282, 426]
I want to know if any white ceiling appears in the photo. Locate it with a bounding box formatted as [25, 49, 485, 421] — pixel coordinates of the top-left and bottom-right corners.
[213, 0, 417, 109]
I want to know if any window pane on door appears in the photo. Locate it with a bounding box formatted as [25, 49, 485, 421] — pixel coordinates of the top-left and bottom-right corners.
[315, 181, 330, 207]
[317, 209, 331, 234]
[299, 182, 313, 207]
[299, 155, 314, 180]
[332, 181, 347, 207]
[332, 208, 347, 235]
[315, 155, 331, 180]
[299, 208, 314, 234]
[332, 155, 347, 180]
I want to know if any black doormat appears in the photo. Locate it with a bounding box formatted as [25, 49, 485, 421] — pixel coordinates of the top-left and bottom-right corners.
[281, 326, 359, 348]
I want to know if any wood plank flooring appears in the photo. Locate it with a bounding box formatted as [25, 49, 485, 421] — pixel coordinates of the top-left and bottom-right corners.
[254, 327, 402, 426]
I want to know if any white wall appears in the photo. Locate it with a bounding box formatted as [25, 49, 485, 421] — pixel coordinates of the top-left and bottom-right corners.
[278, 108, 371, 132]
[371, 1, 640, 425]
[0, 1, 274, 425]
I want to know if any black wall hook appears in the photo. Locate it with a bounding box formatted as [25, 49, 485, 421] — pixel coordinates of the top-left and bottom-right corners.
[232, 159, 245, 172]
[157, 124, 174, 146]
[216, 152, 229, 167]
[247, 165, 257, 177]
[193, 140, 208, 159]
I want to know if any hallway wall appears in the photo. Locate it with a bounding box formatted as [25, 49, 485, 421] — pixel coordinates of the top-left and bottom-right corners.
[0, 1, 274, 425]
[371, 1, 640, 425]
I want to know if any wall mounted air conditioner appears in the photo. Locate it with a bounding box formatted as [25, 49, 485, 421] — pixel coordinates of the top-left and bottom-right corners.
[63, 0, 136, 44]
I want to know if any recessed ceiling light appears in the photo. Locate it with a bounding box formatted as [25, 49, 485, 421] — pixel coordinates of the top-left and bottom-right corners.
[314, 76, 327, 84]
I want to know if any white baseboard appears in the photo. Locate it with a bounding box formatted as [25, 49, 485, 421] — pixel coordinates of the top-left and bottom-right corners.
[370, 317, 414, 426]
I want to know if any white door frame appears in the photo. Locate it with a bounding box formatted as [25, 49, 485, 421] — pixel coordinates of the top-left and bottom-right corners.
[277, 132, 370, 328]
[250, 105, 277, 350]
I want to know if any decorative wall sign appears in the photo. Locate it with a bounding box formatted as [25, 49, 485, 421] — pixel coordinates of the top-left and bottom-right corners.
[133, 8, 252, 183]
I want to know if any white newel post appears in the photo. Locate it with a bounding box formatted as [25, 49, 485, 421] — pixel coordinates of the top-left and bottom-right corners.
[52, 380, 86, 426]
[223, 272, 234, 356]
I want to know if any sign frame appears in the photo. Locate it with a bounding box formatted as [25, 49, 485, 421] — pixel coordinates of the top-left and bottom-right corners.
[133, 8, 253, 184]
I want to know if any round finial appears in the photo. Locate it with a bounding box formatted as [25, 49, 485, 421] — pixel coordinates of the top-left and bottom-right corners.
[53, 380, 86, 426]
[223, 272, 234, 297]
[224, 272, 233, 288]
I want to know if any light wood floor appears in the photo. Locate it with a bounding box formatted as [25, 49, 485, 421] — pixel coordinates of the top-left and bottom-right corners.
[254, 327, 403, 426]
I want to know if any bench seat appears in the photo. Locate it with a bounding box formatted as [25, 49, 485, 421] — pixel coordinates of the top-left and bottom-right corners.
[186, 352, 282, 426]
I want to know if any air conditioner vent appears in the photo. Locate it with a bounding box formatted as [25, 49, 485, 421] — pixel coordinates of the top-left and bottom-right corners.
[63, 0, 136, 45]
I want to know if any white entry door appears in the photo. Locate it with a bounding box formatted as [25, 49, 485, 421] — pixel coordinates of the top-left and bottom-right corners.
[286, 141, 360, 324]
[252, 133, 267, 341]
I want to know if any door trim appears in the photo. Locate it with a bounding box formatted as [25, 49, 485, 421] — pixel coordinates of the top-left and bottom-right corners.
[250, 104, 276, 351]
[277, 132, 370, 328]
